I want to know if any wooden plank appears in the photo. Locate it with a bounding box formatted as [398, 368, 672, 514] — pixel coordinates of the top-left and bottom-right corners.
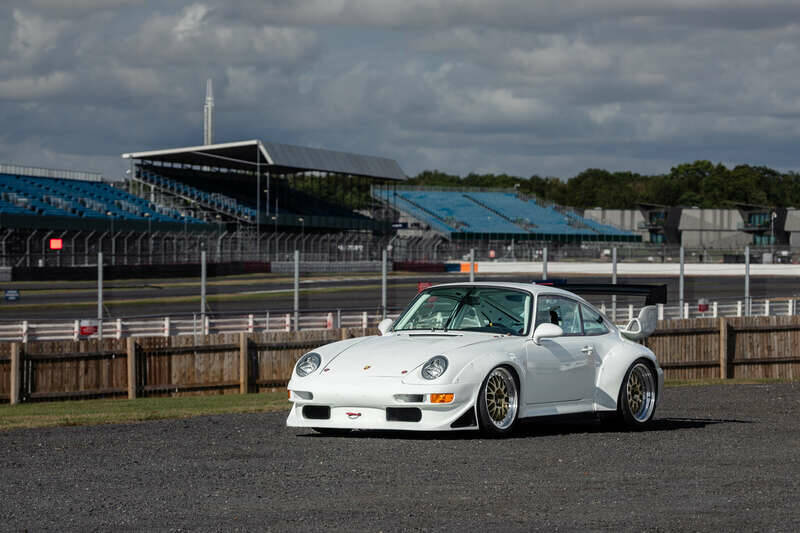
[651, 327, 719, 336]
[24, 350, 124, 361]
[143, 381, 239, 393]
[660, 360, 720, 369]
[240, 332, 249, 394]
[28, 387, 127, 399]
[732, 356, 800, 365]
[141, 344, 239, 356]
[10, 343, 20, 405]
[127, 338, 137, 399]
[719, 318, 728, 379]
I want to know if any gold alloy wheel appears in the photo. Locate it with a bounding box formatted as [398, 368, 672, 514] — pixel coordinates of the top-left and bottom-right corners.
[484, 367, 518, 430]
[626, 363, 656, 422]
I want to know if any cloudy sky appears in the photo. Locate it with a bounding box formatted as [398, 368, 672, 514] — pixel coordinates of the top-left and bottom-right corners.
[2, 1, 800, 181]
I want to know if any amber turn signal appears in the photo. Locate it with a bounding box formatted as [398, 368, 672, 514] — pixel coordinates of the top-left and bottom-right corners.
[430, 393, 454, 403]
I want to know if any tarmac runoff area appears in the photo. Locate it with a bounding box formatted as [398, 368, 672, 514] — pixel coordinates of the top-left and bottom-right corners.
[1, 383, 799, 531]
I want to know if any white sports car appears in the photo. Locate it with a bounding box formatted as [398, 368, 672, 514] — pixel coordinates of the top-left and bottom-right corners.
[287, 281, 663, 435]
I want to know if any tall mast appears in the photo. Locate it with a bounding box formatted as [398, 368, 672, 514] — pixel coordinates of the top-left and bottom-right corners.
[203, 78, 214, 145]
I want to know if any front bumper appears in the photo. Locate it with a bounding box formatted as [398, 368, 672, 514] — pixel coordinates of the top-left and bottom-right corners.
[286, 377, 478, 431]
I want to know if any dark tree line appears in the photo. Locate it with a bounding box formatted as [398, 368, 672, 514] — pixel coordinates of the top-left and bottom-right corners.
[407, 161, 800, 209]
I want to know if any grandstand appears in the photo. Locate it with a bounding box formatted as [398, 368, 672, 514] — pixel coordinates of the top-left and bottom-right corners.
[123, 140, 406, 234]
[374, 188, 639, 242]
[0, 164, 207, 233]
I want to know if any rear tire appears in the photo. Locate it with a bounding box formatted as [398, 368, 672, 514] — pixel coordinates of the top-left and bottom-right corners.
[477, 366, 519, 436]
[617, 359, 657, 429]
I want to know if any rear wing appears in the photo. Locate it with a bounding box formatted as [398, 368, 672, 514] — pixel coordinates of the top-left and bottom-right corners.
[531, 280, 667, 306]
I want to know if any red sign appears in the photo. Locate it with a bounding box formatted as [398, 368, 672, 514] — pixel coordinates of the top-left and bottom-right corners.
[49, 238, 63, 250]
[698, 299, 709, 312]
[79, 319, 98, 337]
[417, 281, 433, 293]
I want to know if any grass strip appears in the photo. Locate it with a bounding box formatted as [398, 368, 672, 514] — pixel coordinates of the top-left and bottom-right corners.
[0, 391, 289, 431]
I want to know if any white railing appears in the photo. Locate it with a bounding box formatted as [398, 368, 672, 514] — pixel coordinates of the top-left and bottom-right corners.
[0, 310, 403, 343]
[0, 298, 797, 343]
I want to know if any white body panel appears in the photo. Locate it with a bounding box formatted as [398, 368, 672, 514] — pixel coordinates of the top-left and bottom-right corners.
[287, 282, 664, 432]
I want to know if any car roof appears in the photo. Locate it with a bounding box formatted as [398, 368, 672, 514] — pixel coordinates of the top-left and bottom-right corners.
[429, 281, 580, 299]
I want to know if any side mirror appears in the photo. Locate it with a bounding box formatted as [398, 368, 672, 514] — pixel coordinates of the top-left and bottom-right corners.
[620, 305, 658, 341]
[377, 318, 393, 336]
[532, 323, 563, 345]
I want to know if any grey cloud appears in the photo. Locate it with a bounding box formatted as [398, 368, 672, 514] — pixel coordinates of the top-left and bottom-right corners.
[2, 0, 800, 181]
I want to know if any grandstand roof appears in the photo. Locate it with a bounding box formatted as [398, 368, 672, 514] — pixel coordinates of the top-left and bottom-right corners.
[121, 140, 407, 181]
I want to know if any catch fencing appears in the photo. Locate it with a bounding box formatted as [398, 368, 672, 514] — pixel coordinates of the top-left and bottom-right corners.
[1, 316, 799, 404]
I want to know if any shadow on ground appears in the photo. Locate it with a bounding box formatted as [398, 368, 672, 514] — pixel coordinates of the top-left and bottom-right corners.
[297, 415, 752, 440]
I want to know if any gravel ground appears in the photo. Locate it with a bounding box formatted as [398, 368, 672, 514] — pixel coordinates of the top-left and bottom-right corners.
[1, 384, 799, 532]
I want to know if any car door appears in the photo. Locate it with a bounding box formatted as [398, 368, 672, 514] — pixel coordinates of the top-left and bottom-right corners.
[525, 295, 596, 404]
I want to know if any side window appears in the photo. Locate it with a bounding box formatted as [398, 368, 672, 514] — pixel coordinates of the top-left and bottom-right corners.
[536, 296, 583, 336]
[581, 304, 610, 335]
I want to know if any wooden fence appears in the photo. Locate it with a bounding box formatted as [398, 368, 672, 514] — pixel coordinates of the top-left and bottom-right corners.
[2, 316, 800, 404]
[0, 328, 374, 403]
[645, 315, 800, 381]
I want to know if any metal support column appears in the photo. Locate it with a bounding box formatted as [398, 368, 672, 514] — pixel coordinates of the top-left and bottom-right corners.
[745, 245, 751, 316]
[679, 246, 685, 318]
[293, 249, 300, 331]
[97, 252, 103, 339]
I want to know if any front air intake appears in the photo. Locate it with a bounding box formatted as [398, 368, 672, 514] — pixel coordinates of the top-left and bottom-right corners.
[386, 407, 422, 422]
[302, 406, 330, 420]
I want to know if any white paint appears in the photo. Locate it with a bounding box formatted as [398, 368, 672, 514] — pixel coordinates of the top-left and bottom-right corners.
[464, 261, 800, 277]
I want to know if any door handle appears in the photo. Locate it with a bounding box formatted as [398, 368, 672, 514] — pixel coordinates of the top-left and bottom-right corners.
[581, 345, 594, 355]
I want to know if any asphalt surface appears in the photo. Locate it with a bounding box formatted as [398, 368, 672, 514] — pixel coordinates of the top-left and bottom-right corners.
[1, 272, 798, 320]
[1, 383, 799, 531]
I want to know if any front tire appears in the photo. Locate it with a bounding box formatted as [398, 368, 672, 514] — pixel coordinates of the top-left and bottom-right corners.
[617, 359, 658, 428]
[477, 366, 519, 436]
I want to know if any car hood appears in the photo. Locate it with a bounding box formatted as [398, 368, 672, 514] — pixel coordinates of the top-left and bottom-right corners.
[323, 332, 497, 377]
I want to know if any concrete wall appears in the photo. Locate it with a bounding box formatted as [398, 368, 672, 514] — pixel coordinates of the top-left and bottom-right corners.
[583, 209, 648, 241]
[678, 208, 750, 248]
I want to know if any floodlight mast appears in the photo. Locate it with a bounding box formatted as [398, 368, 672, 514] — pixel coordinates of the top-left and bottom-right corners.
[204, 79, 214, 145]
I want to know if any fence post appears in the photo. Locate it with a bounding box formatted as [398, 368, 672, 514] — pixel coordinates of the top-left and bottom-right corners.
[127, 337, 137, 399]
[712, 301, 718, 318]
[789, 299, 795, 316]
[657, 303, 664, 321]
[21, 320, 28, 344]
[284, 313, 291, 332]
[163, 316, 170, 337]
[239, 332, 250, 394]
[719, 317, 729, 379]
[362, 311, 368, 330]
[326, 312, 333, 329]
[683, 302, 689, 319]
[10, 342, 20, 405]
[116, 318, 122, 340]
[248, 314, 254, 333]
[737, 301, 742, 317]
[764, 299, 770, 317]
[73, 319, 79, 341]
[628, 304, 634, 321]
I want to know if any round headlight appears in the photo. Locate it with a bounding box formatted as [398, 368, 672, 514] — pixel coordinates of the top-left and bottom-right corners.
[421, 356, 448, 380]
[295, 352, 321, 377]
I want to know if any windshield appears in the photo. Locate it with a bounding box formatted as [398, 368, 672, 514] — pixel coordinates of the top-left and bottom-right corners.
[393, 287, 531, 336]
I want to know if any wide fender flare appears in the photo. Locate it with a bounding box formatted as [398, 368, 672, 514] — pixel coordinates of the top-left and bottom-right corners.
[452, 353, 526, 405]
[595, 344, 659, 411]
